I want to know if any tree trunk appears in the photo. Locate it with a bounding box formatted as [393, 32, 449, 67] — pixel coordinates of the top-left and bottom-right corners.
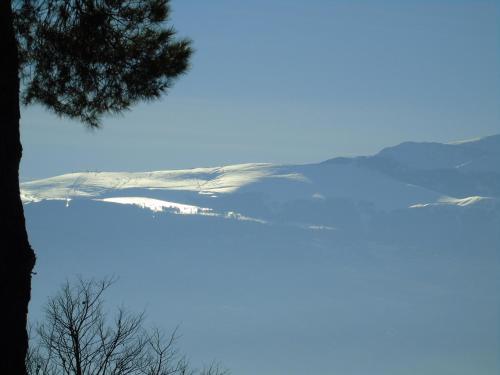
[0, 1, 36, 374]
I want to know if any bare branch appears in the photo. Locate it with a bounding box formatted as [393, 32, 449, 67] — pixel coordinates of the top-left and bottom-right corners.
[27, 278, 226, 375]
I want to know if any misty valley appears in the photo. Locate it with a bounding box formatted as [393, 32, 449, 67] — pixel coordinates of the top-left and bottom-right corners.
[23, 135, 500, 375]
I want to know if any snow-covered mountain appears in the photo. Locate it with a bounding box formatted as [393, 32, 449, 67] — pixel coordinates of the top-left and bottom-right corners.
[23, 135, 500, 375]
[22, 134, 500, 208]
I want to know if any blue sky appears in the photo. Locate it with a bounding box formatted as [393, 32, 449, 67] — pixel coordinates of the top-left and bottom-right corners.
[20, 0, 500, 179]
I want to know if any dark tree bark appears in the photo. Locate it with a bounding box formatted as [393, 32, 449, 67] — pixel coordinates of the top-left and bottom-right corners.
[0, 1, 36, 374]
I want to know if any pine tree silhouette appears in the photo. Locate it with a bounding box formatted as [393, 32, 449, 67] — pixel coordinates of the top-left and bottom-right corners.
[0, 1, 192, 373]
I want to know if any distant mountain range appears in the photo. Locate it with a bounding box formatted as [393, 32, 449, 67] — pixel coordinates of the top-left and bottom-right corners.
[22, 134, 500, 244]
[23, 134, 500, 202]
[23, 135, 500, 375]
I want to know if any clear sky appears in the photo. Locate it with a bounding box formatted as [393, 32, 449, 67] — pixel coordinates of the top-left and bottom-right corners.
[20, 0, 500, 180]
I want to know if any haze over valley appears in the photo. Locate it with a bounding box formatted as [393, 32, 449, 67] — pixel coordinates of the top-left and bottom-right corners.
[23, 135, 500, 375]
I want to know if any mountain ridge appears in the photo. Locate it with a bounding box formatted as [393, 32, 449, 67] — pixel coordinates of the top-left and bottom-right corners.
[22, 134, 500, 210]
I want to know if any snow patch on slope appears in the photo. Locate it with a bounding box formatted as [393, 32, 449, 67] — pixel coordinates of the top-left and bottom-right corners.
[96, 196, 267, 224]
[98, 197, 211, 214]
[447, 137, 483, 145]
[409, 196, 492, 208]
[438, 196, 492, 206]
